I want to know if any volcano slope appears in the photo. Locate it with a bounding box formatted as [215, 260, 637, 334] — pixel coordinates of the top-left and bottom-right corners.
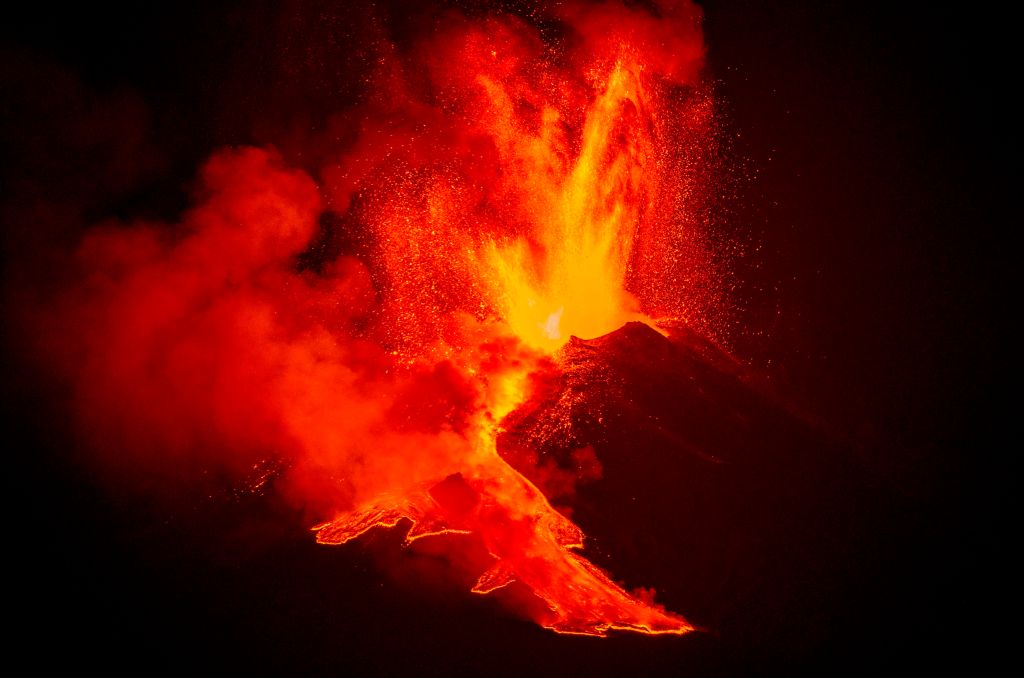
[499, 321, 878, 660]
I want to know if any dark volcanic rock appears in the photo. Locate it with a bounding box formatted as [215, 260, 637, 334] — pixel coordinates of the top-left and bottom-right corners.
[499, 321, 872, 659]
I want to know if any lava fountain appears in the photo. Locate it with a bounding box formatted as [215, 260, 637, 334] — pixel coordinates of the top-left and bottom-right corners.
[28, 0, 726, 637]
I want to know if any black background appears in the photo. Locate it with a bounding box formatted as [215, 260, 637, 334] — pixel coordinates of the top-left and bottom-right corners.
[1, 1, 1012, 673]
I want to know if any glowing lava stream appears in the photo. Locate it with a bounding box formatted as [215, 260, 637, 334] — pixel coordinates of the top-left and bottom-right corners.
[315, 355, 692, 636]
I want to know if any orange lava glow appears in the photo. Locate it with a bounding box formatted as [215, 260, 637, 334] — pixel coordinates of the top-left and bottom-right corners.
[30, 0, 723, 638]
[479, 61, 654, 351]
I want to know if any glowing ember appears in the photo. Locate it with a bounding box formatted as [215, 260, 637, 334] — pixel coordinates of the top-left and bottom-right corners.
[29, 0, 723, 637]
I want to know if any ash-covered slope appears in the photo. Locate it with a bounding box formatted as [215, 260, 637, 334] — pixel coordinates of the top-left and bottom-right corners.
[499, 321, 872, 657]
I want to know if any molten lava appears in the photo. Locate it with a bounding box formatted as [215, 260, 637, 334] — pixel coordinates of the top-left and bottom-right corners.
[30, 0, 724, 638]
[315, 345, 690, 636]
[481, 60, 654, 351]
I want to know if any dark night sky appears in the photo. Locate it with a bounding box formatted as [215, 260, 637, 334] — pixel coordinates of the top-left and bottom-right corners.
[1, 1, 1012, 673]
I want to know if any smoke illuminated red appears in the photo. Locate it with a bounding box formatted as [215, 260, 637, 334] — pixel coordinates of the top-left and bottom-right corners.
[26, 0, 725, 636]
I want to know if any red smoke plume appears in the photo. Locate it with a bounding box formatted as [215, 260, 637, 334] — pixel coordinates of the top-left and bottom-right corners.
[21, 0, 724, 636]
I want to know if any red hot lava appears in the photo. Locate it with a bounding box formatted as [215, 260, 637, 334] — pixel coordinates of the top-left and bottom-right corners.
[28, 0, 727, 637]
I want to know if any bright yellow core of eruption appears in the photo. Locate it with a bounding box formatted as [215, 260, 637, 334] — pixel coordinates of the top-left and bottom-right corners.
[482, 63, 650, 352]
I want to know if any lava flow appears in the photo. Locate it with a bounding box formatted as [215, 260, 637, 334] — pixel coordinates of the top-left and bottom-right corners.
[26, 0, 724, 638]
[314, 337, 691, 636]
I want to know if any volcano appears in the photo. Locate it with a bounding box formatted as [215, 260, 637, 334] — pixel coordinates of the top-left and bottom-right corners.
[2, 0, 1008, 673]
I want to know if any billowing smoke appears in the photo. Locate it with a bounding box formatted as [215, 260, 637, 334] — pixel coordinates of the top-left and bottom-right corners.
[27, 146, 490, 516]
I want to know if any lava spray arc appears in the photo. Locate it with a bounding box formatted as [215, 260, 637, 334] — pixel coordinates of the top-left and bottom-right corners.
[33, 0, 727, 636]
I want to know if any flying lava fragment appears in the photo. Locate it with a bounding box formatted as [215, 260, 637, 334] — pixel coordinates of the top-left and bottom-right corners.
[27, 0, 728, 636]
